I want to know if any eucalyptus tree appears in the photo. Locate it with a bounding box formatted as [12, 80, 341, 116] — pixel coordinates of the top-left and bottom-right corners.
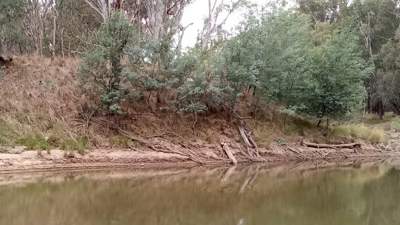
[378, 26, 400, 114]
[219, 11, 369, 125]
[351, 0, 400, 117]
[79, 12, 136, 114]
[295, 25, 370, 124]
[297, 0, 400, 118]
[0, 0, 28, 54]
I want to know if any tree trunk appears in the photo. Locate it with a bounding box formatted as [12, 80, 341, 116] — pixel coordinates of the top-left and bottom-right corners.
[52, 13, 57, 59]
[60, 28, 65, 58]
[325, 118, 329, 135]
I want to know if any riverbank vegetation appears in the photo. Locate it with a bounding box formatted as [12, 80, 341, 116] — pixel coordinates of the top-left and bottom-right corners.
[1, 0, 400, 156]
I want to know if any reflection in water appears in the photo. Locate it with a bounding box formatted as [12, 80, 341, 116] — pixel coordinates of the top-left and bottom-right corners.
[0, 162, 399, 225]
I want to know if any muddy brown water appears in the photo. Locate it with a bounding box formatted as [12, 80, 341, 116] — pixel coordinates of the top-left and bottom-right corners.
[0, 160, 400, 225]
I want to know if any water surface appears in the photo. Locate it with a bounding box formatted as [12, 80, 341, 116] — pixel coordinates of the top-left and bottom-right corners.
[0, 161, 400, 225]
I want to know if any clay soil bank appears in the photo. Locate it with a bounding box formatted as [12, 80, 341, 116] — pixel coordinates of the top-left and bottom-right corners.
[0, 144, 399, 173]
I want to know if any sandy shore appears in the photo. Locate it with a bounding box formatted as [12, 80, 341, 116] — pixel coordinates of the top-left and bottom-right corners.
[0, 143, 399, 173]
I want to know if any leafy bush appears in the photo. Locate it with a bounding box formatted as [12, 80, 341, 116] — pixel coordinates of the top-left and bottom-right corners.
[16, 134, 49, 150]
[174, 49, 229, 114]
[79, 12, 135, 114]
[294, 25, 370, 121]
[218, 12, 369, 123]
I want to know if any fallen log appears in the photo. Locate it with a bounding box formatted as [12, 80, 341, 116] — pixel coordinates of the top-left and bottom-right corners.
[302, 141, 361, 149]
[221, 142, 238, 165]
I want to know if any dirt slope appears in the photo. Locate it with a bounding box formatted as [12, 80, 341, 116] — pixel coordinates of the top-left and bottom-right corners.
[0, 56, 399, 171]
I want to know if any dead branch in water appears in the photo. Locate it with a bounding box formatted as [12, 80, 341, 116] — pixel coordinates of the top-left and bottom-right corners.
[302, 141, 361, 149]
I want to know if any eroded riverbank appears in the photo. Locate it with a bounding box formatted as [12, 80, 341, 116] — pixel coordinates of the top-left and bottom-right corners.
[0, 141, 399, 173]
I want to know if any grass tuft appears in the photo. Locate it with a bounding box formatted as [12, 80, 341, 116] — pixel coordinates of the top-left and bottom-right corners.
[14, 131, 88, 154]
[332, 124, 386, 144]
[110, 135, 134, 148]
[253, 122, 275, 147]
[391, 118, 400, 131]
[0, 119, 20, 145]
[16, 134, 49, 150]
[61, 137, 88, 155]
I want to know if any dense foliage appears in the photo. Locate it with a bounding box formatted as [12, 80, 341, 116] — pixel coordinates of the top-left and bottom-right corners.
[218, 12, 369, 121]
[295, 25, 369, 120]
[3, 0, 400, 124]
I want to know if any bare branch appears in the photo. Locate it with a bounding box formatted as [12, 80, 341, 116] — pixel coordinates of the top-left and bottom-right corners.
[84, 0, 112, 22]
[199, 0, 246, 49]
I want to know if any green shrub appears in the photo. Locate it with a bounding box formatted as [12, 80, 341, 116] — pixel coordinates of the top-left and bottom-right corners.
[16, 134, 49, 150]
[79, 12, 135, 114]
[0, 119, 18, 145]
[61, 137, 88, 155]
[14, 131, 88, 153]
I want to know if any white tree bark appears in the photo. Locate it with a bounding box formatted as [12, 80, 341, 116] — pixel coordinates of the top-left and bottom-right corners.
[84, 0, 112, 22]
[199, 0, 245, 49]
[123, 0, 190, 41]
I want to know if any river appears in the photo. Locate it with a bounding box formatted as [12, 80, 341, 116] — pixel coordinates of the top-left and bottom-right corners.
[0, 160, 399, 225]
